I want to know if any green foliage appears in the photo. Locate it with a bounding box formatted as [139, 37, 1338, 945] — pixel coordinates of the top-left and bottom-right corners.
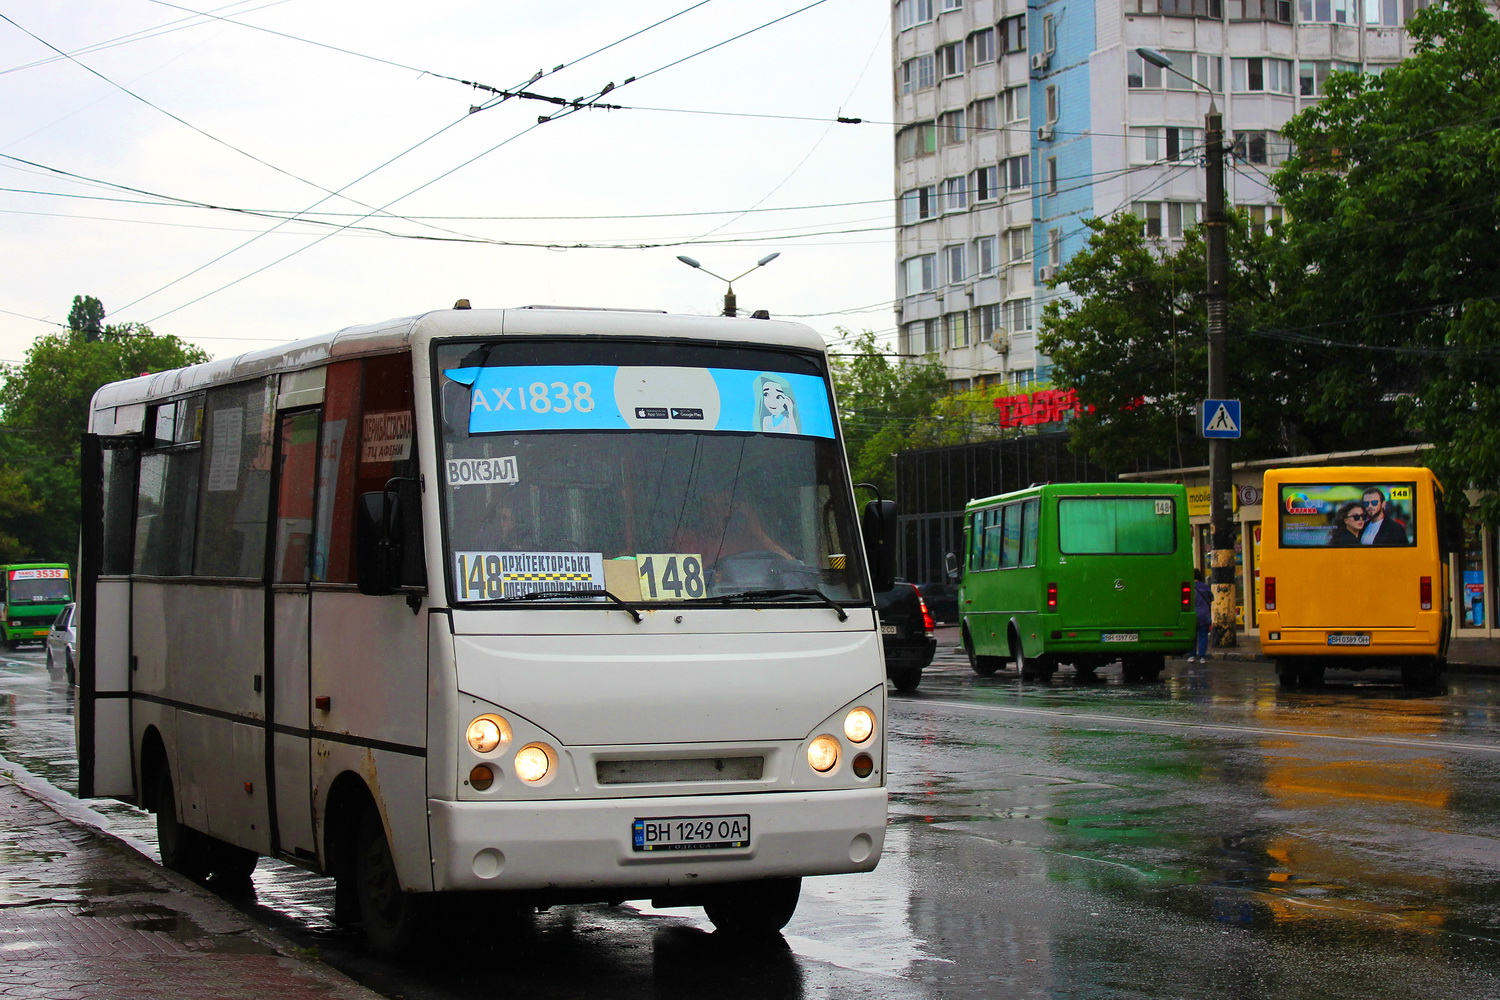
[1272, 0, 1500, 519]
[0, 299, 209, 561]
[829, 329, 953, 497]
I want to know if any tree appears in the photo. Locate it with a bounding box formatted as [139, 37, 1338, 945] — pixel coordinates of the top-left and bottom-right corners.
[0, 299, 209, 561]
[829, 329, 952, 498]
[1036, 212, 1360, 473]
[1272, 0, 1500, 519]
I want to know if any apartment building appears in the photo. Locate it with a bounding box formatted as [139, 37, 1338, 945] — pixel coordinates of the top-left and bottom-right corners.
[893, 0, 1435, 392]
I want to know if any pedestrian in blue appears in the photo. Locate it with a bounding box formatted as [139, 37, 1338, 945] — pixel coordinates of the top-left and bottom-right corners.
[1191, 569, 1212, 662]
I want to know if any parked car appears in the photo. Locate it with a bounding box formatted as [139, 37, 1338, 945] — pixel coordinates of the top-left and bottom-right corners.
[876, 582, 936, 692]
[913, 581, 960, 623]
[45, 602, 76, 685]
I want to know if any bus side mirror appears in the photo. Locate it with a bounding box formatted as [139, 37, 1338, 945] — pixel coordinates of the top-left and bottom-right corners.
[861, 499, 897, 592]
[944, 551, 959, 580]
[356, 490, 404, 596]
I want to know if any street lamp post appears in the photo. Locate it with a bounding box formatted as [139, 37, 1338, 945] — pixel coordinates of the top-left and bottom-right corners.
[1135, 47, 1236, 648]
[676, 253, 781, 317]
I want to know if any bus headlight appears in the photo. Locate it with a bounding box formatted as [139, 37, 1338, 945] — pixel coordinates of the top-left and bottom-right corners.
[466, 714, 513, 754]
[808, 734, 841, 773]
[843, 707, 876, 744]
[514, 743, 555, 783]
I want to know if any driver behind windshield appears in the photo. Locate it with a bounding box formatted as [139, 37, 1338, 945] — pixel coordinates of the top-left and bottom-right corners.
[671, 489, 794, 564]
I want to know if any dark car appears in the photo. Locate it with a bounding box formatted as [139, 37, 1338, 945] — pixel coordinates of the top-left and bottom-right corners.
[876, 582, 936, 692]
[913, 581, 959, 623]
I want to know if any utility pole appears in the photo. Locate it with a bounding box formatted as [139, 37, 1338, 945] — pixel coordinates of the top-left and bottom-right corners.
[1204, 105, 1236, 648]
[1136, 47, 1238, 648]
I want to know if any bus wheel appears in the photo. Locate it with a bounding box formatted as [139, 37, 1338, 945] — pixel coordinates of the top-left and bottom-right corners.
[891, 668, 923, 693]
[1129, 655, 1165, 683]
[154, 766, 212, 882]
[207, 839, 259, 884]
[355, 805, 428, 954]
[964, 631, 1002, 676]
[1401, 658, 1441, 690]
[703, 877, 802, 937]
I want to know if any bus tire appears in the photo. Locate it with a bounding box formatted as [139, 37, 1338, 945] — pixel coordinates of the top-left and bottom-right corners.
[1400, 658, 1441, 690]
[891, 668, 922, 693]
[207, 839, 259, 884]
[355, 804, 429, 954]
[154, 765, 212, 882]
[703, 877, 801, 937]
[1014, 640, 1054, 684]
[964, 629, 1002, 676]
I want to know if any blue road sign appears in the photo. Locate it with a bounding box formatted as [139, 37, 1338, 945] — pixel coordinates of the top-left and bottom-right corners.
[1200, 399, 1241, 439]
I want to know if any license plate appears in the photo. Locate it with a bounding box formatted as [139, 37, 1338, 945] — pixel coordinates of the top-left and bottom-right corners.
[880, 624, 898, 635]
[1327, 633, 1371, 646]
[1101, 632, 1139, 643]
[633, 815, 750, 852]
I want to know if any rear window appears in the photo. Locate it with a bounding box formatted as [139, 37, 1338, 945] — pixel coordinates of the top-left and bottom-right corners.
[1278, 481, 1416, 547]
[1057, 497, 1177, 555]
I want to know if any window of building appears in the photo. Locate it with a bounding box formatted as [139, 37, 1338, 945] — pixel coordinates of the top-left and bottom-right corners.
[1047, 228, 1062, 267]
[1046, 157, 1059, 196]
[1297, 0, 1357, 21]
[998, 14, 1026, 53]
[898, 0, 935, 30]
[1042, 14, 1056, 52]
[1299, 60, 1358, 97]
[1232, 130, 1284, 165]
[945, 244, 967, 283]
[1363, 0, 1400, 24]
[969, 97, 998, 131]
[1130, 126, 1201, 163]
[946, 311, 971, 348]
[1228, 0, 1292, 19]
[975, 304, 1001, 341]
[1005, 226, 1030, 264]
[940, 109, 967, 145]
[1002, 86, 1028, 123]
[900, 185, 937, 224]
[904, 319, 936, 355]
[939, 42, 965, 79]
[968, 27, 995, 64]
[1246, 204, 1285, 232]
[1003, 298, 1033, 332]
[1128, 0, 1224, 14]
[975, 235, 998, 274]
[1132, 200, 1200, 239]
[941, 0, 963, 10]
[905, 254, 938, 293]
[972, 164, 999, 201]
[941, 177, 969, 212]
[1232, 57, 1294, 94]
[1003, 154, 1031, 190]
[896, 121, 937, 159]
[902, 54, 936, 93]
[1128, 50, 1223, 91]
[1044, 85, 1059, 123]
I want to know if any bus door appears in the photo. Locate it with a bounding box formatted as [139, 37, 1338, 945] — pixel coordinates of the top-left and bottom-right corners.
[269, 407, 321, 859]
[78, 432, 140, 799]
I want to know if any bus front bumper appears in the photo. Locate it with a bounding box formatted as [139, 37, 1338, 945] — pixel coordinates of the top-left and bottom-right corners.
[428, 787, 887, 895]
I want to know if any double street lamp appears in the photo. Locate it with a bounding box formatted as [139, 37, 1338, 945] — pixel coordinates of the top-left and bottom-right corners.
[676, 253, 781, 318]
[1135, 47, 1236, 648]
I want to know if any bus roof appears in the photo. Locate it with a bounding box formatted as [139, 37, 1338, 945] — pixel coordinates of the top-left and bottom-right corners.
[1260, 465, 1441, 489]
[964, 481, 1188, 510]
[88, 306, 830, 423]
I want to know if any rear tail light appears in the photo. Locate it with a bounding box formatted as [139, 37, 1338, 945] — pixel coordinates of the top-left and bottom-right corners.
[1264, 576, 1276, 611]
[1420, 576, 1432, 611]
[1180, 582, 1191, 609]
[1046, 582, 1058, 611]
[913, 586, 936, 633]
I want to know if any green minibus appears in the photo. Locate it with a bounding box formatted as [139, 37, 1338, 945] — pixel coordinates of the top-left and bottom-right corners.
[1, 563, 73, 649]
[958, 483, 1195, 683]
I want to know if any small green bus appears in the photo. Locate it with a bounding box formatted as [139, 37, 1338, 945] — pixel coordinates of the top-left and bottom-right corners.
[958, 483, 1195, 683]
[1, 563, 73, 649]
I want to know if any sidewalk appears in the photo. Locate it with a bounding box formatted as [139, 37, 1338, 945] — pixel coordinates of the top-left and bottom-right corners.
[0, 757, 383, 1000]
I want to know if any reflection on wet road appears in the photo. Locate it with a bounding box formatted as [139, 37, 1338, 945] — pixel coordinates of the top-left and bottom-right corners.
[6, 644, 1500, 998]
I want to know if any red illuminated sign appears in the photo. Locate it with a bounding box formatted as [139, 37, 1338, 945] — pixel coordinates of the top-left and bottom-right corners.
[993, 389, 1090, 428]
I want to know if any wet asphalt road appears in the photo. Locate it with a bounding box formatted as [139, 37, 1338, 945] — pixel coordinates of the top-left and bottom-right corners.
[5, 639, 1500, 999]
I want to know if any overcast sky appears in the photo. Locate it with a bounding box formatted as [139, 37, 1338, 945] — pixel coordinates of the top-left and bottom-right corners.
[0, 1, 896, 366]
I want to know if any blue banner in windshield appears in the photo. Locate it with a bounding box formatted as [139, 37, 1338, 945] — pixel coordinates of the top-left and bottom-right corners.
[443, 365, 835, 438]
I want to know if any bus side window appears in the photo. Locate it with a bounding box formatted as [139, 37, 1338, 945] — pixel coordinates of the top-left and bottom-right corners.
[314, 361, 362, 584]
[1020, 499, 1039, 567]
[968, 511, 986, 571]
[1000, 503, 1022, 569]
[982, 510, 1002, 570]
[357, 354, 425, 589]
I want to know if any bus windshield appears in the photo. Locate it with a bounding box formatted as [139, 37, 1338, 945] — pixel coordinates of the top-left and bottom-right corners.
[434, 338, 868, 606]
[7, 574, 70, 603]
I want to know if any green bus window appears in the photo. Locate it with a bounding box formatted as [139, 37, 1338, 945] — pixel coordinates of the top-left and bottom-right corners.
[982, 509, 1002, 570]
[1058, 497, 1176, 555]
[968, 511, 984, 571]
[1001, 503, 1022, 568]
[1021, 498, 1039, 567]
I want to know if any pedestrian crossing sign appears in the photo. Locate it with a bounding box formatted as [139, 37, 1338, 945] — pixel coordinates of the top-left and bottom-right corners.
[1199, 399, 1241, 439]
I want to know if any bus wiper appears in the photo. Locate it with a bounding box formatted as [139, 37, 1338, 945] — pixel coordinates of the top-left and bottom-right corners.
[699, 589, 849, 622]
[494, 589, 643, 623]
